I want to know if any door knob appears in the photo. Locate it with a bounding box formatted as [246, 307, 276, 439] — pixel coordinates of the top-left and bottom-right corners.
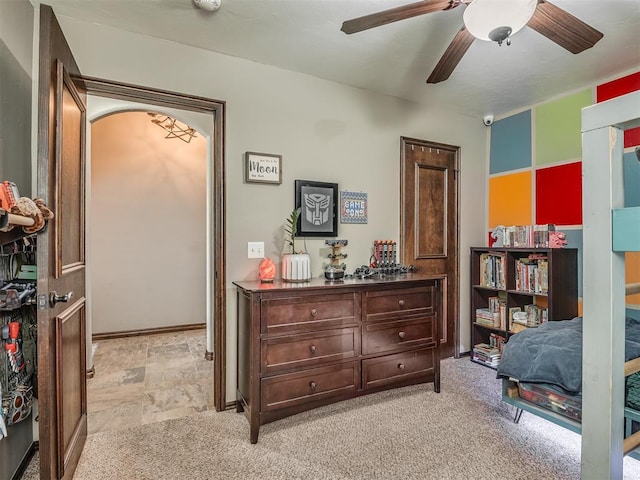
[49, 291, 73, 306]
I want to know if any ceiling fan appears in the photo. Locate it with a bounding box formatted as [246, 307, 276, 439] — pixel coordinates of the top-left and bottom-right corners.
[341, 0, 604, 84]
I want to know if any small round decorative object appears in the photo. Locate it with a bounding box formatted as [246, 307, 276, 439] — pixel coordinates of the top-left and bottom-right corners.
[258, 257, 276, 283]
[193, 0, 221, 12]
[324, 265, 344, 281]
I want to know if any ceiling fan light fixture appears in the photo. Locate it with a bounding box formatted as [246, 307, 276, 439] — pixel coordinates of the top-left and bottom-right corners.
[463, 0, 537, 43]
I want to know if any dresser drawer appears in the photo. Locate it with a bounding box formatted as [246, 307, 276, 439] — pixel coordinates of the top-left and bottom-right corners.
[262, 328, 359, 375]
[363, 286, 435, 322]
[362, 348, 435, 391]
[262, 293, 358, 334]
[362, 316, 435, 355]
[261, 362, 358, 412]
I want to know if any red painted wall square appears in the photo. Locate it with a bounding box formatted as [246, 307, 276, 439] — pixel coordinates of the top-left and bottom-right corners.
[536, 162, 583, 226]
[625, 127, 640, 148]
[597, 72, 640, 148]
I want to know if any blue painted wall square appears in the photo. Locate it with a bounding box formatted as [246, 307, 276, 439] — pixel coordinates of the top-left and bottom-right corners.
[613, 207, 640, 252]
[624, 150, 640, 208]
[562, 229, 583, 298]
[490, 110, 532, 175]
[627, 308, 640, 321]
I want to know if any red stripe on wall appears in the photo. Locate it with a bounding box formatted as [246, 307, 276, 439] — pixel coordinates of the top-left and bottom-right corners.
[597, 72, 640, 102]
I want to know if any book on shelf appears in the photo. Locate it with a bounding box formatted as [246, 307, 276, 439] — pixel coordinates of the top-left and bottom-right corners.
[510, 323, 528, 334]
[476, 294, 507, 329]
[472, 342, 502, 367]
[472, 333, 506, 367]
[491, 224, 556, 248]
[523, 304, 548, 327]
[507, 306, 522, 331]
[478, 251, 506, 289]
[489, 332, 506, 352]
[475, 308, 500, 327]
[515, 254, 549, 294]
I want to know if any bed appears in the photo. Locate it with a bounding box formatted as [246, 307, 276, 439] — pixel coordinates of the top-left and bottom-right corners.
[489, 89, 640, 477]
[496, 313, 640, 460]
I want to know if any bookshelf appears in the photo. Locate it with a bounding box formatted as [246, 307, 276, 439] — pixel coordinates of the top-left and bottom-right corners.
[470, 247, 578, 369]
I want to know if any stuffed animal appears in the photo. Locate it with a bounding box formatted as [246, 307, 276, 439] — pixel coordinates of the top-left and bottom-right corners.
[490, 225, 505, 247]
[10, 197, 54, 233]
[549, 231, 568, 248]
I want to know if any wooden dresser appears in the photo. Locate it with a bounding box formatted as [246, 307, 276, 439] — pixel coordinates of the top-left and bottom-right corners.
[234, 274, 443, 443]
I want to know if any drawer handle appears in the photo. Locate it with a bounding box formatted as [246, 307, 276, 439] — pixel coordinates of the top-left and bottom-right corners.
[311, 308, 318, 317]
[310, 345, 317, 354]
[398, 300, 405, 308]
[310, 381, 318, 391]
[397, 363, 405, 370]
[398, 331, 406, 340]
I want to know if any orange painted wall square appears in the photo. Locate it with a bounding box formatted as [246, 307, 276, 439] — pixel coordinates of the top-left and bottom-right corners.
[488, 172, 532, 229]
[627, 252, 640, 305]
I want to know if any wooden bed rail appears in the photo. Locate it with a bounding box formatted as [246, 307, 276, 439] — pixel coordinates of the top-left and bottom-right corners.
[625, 357, 640, 377]
[624, 353, 640, 456]
[623, 430, 640, 456]
[627, 283, 640, 296]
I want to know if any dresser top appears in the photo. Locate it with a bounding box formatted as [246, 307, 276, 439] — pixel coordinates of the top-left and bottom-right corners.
[233, 273, 444, 293]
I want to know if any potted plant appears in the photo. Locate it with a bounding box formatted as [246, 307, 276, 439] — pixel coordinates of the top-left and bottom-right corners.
[282, 207, 311, 282]
[284, 207, 301, 254]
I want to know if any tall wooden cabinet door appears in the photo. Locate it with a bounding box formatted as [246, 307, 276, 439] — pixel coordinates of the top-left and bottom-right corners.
[400, 137, 459, 358]
[36, 6, 87, 479]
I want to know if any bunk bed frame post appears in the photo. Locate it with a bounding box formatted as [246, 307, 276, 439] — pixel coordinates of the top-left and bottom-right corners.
[581, 90, 640, 480]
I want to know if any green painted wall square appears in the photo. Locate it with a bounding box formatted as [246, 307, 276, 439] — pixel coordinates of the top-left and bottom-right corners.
[535, 89, 593, 166]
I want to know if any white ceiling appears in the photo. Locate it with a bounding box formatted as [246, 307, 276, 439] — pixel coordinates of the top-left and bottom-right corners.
[42, 0, 640, 118]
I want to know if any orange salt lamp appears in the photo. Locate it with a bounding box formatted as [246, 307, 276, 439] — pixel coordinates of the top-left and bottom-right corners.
[258, 257, 276, 283]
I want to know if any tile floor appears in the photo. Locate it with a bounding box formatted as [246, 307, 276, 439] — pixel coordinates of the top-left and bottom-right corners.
[87, 329, 214, 434]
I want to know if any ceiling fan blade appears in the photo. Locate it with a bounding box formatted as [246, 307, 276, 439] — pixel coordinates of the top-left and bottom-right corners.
[527, 0, 604, 54]
[341, 0, 458, 34]
[427, 26, 474, 84]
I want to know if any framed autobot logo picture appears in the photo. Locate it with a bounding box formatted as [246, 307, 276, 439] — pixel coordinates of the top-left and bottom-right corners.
[294, 179, 338, 237]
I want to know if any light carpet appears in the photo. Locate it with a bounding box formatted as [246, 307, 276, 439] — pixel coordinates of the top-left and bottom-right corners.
[23, 357, 640, 479]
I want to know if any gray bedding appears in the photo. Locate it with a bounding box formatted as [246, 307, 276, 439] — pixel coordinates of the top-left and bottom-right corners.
[496, 316, 640, 394]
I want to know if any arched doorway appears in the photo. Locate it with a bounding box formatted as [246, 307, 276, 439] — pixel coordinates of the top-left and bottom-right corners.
[79, 78, 226, 411]
[86, 109, 210, 431]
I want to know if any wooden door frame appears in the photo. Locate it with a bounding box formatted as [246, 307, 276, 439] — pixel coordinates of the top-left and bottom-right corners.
[74, 76, 227, 410]
[399, 136, 461, 358]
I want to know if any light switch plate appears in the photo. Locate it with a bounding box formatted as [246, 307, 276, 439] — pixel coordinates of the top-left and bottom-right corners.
[248, 242, 265, 258]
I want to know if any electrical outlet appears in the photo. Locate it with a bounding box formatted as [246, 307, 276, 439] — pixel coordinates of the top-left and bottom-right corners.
[247, 242, 265, 259]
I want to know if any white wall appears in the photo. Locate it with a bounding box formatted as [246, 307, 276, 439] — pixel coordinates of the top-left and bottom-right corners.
[55, 16, 487, 401]
[90, 111, 207, 334]
[0, 0, 36, 467]
[0, 0, 33, 196]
